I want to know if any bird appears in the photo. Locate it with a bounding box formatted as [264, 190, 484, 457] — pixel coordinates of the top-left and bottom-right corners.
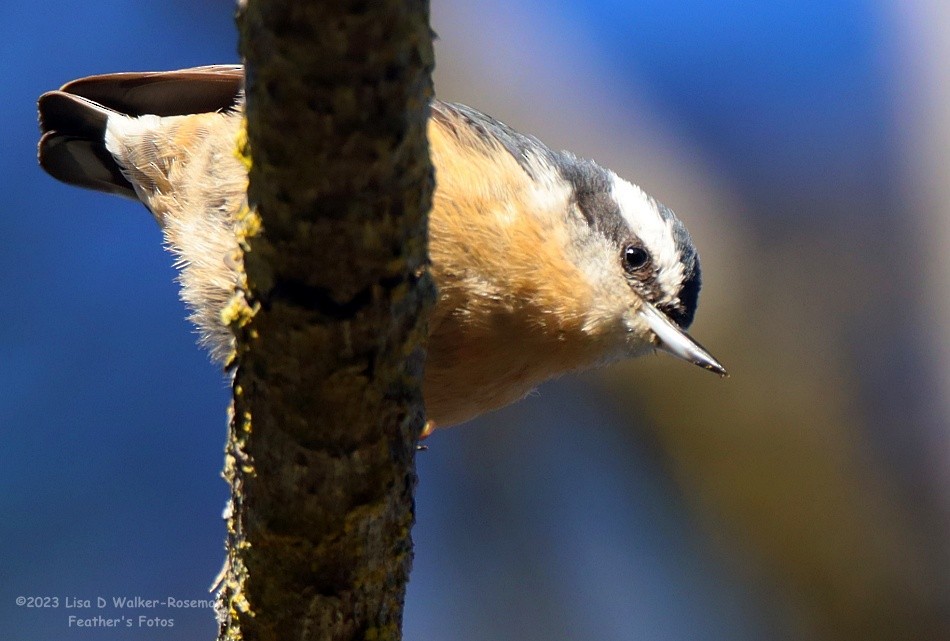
[37, 64, 725, 431]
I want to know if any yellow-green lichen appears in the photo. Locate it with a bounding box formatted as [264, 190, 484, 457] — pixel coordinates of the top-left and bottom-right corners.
[365, 622, 400, 641]
[235, 120, 252, 172]
[235, 202, 263, 249]
[220, 293, 258, 329]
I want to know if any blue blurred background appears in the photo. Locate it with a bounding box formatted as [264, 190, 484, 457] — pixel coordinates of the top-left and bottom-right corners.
[2, 1, 948, 639]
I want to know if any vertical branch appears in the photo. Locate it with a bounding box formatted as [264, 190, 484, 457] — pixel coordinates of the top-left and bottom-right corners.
[217, 1, 435, 640]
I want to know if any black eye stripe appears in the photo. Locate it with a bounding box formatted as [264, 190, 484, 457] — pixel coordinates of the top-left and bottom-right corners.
[669, 255, 701, 329]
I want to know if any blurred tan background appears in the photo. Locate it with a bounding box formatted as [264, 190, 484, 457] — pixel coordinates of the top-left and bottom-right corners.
[421, 1, 949, 639]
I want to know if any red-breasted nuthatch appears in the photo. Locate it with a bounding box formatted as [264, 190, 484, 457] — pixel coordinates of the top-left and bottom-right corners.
[38, 65, 726, 431]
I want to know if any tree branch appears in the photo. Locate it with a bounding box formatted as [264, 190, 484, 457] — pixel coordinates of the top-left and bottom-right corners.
[216, 1, 435, 639]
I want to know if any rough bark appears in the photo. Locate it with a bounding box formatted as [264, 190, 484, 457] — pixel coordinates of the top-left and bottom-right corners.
[216, 1, 435, 640]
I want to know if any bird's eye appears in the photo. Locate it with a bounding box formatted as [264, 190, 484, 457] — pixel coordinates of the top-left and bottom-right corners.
[622, 245, 650, 273]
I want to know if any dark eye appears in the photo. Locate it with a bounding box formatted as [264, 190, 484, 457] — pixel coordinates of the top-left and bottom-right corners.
[622, 245, 650, 273]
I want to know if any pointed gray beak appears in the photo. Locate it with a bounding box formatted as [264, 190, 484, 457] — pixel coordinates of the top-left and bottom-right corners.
[638, 302, 728, 377]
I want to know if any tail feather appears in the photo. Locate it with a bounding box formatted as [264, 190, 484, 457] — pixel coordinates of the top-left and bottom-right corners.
[37, 65, 244, 199]
[38, 91, 137, 198]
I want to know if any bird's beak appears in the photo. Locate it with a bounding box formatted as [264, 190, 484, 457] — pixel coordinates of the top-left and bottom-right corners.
[638, 302, 728, 377]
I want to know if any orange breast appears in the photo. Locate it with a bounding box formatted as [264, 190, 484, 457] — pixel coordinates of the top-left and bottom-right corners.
[421, 113, 607, 427]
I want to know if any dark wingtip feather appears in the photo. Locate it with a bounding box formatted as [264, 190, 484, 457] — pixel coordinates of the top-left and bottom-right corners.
[58, 65, 243, 117]
[37, 91, 136, 198]
[39, 133, 137, 199]
[38, 91, 109, 138]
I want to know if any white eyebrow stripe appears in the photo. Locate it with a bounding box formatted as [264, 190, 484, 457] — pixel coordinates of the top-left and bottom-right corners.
[610, 174, 684, 302]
